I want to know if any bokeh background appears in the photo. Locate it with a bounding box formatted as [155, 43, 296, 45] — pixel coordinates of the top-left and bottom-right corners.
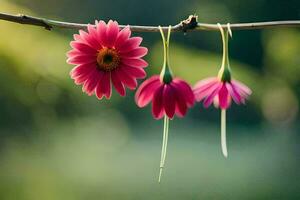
[0, 0, 299, 199]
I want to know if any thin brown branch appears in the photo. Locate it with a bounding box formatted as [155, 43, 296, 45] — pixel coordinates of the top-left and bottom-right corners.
[0, 12, 300, 32]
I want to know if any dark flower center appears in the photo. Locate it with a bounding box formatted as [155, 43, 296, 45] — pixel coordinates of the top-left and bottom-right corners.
[97, 47, 120, 71]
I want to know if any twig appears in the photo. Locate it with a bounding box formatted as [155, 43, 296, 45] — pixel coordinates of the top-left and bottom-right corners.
[0, 12, 300, 32]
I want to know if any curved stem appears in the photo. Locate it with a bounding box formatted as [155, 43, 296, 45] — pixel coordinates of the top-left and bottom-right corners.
[159, 26, 173, 83]
[218, 24, 230, 71]
[217, 23, 231, 82]
[158, 116, 169, 183]
[221, 109, 228, 158]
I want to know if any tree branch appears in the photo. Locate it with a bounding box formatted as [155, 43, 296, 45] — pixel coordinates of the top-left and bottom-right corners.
[0, 12, 300, 32]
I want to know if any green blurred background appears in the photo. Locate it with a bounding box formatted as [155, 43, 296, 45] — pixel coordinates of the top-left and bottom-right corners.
[0, 0, 299, 199]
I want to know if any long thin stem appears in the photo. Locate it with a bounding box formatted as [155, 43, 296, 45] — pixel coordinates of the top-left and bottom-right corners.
[158, 116, 169, 183]
[221, 109, 228, 158]
[1, 12, 300, 32]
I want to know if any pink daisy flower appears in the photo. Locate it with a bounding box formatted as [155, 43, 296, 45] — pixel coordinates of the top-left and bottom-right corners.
[67, 20, 148, 99]
[135, 75, 195, 119]
[193, 77, 252, 109]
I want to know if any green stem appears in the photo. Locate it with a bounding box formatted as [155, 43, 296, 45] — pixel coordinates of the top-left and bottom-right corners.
[158, 116, 169, 182]
[158, 26, 173, 84]
[217, 23, 231, 82]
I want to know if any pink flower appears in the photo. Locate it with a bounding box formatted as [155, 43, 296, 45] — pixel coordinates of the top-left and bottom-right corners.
[135, 75, 195, 119]
[67, 20, 148, 99]
[194, 77, 252, 109]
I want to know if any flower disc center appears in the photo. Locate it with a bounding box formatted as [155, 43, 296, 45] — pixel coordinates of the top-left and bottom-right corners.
[97, 47, 120, 71]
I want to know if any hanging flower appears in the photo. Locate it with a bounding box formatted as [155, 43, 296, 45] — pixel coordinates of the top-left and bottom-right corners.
[193, 23, 252, 158]
[135, 26, 195, 182]
[194, 77, 251, 109]
[135, 75, 194, 119]
[67, 20, 148, 99]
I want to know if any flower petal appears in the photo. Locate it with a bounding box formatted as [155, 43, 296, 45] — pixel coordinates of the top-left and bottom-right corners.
[118, 37, 143, 53]
[73, 67, 98, 85]
[218, 83, 230, 109]
[173, 79, 195, 107]
[121, 65, 146, 78]
[96, 20, 108, 47]
[135, 76, 161, 107]
[203, 83, 222, 108]
[163, 84, 176, 119]
[194, 78, 219, 101]
[117, 68, 137, 89]
[79, 29, 101, 50]
[120, 47, 148, 58]
[232, 80, 252, 97]
[121, 58, 148, 68]
[67, 54, 96, 65]
[70, 41, 98, 54]
[70, 63, 96, 78]
[152, 85, 165, 119]
[106, 20, 119, 48]
[115, 26, 131, 48]
[172, 84, 188, 117]
[83, 71, 104, 95]
[111, 70, 126, 96]
[226, 83, 242, 104]
[96, 72, 111, 99]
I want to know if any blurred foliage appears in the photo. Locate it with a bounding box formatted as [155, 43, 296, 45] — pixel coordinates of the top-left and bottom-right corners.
[0, 0, 299, 199]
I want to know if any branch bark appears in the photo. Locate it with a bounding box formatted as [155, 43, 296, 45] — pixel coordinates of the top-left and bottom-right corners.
[0, 12, 300, 32]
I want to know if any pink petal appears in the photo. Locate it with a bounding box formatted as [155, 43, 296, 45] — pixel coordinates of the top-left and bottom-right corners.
[195, 80, 221, 102]
[96, 72, 111, 99]
[226, 83, 242, 104]
[67, 54, 97, 65]
[106, 20, 119, 48]
[232, 80, 252, 97]
[70, 41, 98, 54]
[172, 79, 195, 107]
[172, 85, 188, 117]
[218, 83, 230, 109]
[73, 34, 84, 43]
[66, 50, 84, 57]
[87, 24, 101, 47]
[115, 26, 131, 48]
[117, 68, 137, 89]
[135, 76, 161, 107]
[73, 67, 97, 85]
[83, 71, 103, 95]
[96, 20, 108, 47]
[203, 83, 222, 108]
[163, 84, 176, 119]
[111, 70, 126, 96]
[118, 37, 142, 53]
[194, 78, 219, 101]
[79, 29, 101, 50]
[120, 47, 148, 58]
[121, 58, 148, 68]
[152, 85, 165, 119]
[121, 65, 146, 78]
[70, 63, 96, 78]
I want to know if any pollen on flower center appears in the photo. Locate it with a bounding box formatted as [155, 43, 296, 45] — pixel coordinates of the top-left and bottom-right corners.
[97, 47, 120, 71]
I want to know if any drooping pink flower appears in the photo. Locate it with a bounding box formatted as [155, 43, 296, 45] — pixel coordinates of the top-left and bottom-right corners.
[135, 75, 195, 119]
[194, 77, 252, 109]
[67, 20, 148, 99]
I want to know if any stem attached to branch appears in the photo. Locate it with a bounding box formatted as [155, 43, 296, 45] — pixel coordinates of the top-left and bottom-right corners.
[0, 12, 300, 32]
